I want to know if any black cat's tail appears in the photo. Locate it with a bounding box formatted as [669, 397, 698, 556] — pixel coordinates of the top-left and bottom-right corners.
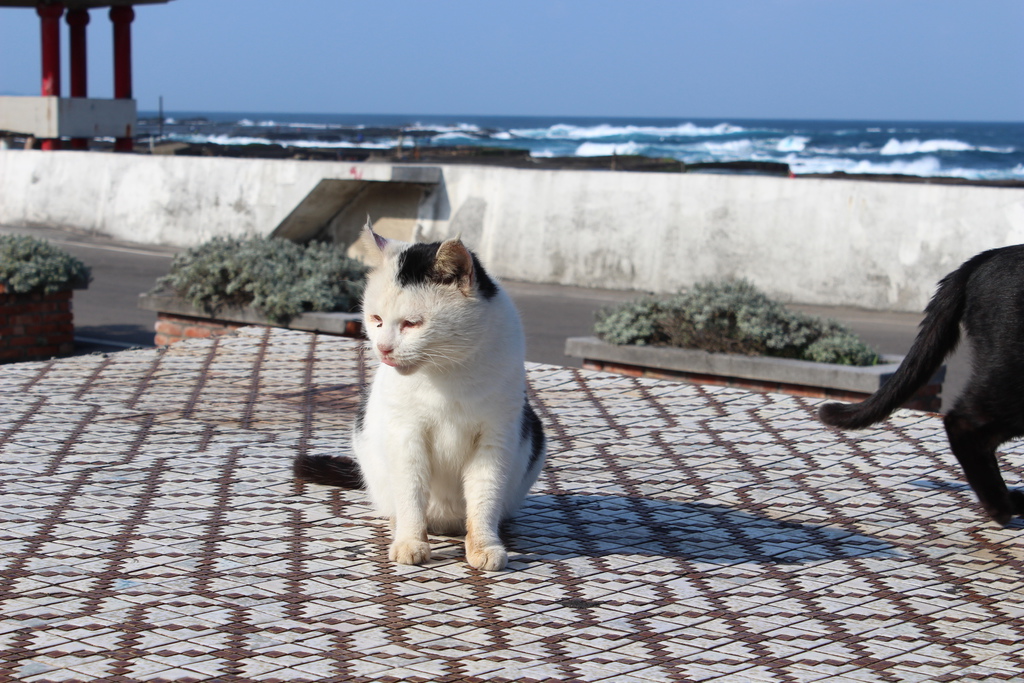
[819, 252, 992, 430]
[293, 454, 364, 489]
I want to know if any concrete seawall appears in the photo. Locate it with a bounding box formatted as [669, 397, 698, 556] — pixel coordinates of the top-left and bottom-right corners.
[3, 149, 1023, 311]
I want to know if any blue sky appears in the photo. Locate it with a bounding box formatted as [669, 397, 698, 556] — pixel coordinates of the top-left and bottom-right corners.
[1, 0, 1022, 121]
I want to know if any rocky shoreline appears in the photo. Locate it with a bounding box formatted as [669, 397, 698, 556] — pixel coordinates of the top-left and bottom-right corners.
[144, 140, 1024, 187]
[4, 127, 1022, 187]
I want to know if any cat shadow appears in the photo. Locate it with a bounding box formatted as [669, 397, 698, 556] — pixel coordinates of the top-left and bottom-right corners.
[506, 494, 897, 565]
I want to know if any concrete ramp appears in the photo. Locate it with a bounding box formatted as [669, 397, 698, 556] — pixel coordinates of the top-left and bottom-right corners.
[271, 179, 375, 242]
[271, 166, 442, 243]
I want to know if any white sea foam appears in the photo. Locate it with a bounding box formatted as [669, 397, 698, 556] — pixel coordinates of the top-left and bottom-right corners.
[511, 122, 744, 140]
[170, 133, 392, 150]
[289, 139, 393, 150]
[406, 122, 483, 134]
[249, 120, 341, 130]
[697, 139, 756, 156]
[879, 138, 973, 155]
[432, 131, 479, 142]
[575, 141, 645, 156]
[189, 134, 272, 146]
[805, 143, 877, 156]
[776, 136, 810, 152]
[855, 156, 945, 176]
[788, 154, 946, 177]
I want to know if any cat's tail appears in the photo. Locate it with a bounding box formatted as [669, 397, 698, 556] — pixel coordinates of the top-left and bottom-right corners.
[293, 454, 363, 489]
[818, 252, 987, 430]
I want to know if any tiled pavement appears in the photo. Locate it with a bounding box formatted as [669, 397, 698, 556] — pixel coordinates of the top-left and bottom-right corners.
[2, 327, 1023, 683]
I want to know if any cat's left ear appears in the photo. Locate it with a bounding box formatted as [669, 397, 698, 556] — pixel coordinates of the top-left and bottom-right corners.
[359, 216, 389, 269]
[433, 236, 476, 297]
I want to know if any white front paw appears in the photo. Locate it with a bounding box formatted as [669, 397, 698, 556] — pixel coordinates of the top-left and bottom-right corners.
[389, 538, 431, 565]
[467, 544, 508, 572]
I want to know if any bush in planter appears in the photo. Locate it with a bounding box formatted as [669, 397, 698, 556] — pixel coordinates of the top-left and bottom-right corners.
[591, 298, 670, 346]
[151, 236, 368, 325]
[595, 279, 879, 367]
[0, 234, 90, 363]
[0, 234, 91, 293]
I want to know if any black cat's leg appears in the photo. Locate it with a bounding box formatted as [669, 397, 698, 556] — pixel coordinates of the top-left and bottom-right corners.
[944, 409, 1015, 524]
[1010, 488, 1024, 518]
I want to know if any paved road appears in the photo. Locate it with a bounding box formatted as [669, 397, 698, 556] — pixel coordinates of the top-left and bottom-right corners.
[1, 224, 968, 411]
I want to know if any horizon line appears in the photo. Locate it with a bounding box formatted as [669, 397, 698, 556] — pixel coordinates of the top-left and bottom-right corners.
[133, 109, 1024, 126]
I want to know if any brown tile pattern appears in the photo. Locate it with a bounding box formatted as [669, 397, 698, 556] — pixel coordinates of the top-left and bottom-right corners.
[1, 326, 1023, 682]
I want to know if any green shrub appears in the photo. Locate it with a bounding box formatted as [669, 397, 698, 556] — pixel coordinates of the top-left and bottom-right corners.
[152, 236, 367, 324]
[592, 298, 670, 346]
[804, 332, 880, 366]
[0, 234, 91, 294]
[595, 279, 879, 367]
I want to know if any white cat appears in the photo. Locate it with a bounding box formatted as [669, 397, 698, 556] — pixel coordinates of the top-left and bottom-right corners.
[297, 221, 546, 571]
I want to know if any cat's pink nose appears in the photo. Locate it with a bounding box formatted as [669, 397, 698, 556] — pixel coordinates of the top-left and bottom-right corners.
[377, 342, 394, 356]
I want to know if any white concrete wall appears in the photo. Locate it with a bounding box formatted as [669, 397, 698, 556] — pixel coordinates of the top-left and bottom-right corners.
[419, 165, 1024, 311]
[0, 150, 397, 247]
[3, 149, 1024, 312]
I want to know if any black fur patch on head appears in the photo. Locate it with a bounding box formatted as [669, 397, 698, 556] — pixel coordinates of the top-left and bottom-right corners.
[396, 241, 499, 300]
[520, 399, 545, 469]
[397, 242, 442, 288]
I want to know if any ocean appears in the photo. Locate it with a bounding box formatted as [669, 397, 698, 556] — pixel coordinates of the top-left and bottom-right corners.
[136, 112, 1024, 182]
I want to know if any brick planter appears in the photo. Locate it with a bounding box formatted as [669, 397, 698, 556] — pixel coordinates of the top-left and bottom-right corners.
[0, 284, 75, 363]
[138, 294, 363, 346]
[565, 336, 944, 412]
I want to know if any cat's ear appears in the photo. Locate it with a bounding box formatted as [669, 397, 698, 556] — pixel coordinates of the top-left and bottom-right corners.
[433, 236, 475, 296]
[360, 216, 389, 269]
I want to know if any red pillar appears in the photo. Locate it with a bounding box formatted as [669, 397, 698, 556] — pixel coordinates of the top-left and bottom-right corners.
[67, 8, 90, 150]
[37, 3, 64, 151]
[110, 5, 135, 152]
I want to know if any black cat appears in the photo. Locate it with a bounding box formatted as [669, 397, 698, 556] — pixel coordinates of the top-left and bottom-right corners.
[819, 245, 1024, 525]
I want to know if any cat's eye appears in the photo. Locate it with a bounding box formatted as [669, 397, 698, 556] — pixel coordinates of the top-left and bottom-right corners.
[370, 315, 382, 328]
[400, 320, 422, 331]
